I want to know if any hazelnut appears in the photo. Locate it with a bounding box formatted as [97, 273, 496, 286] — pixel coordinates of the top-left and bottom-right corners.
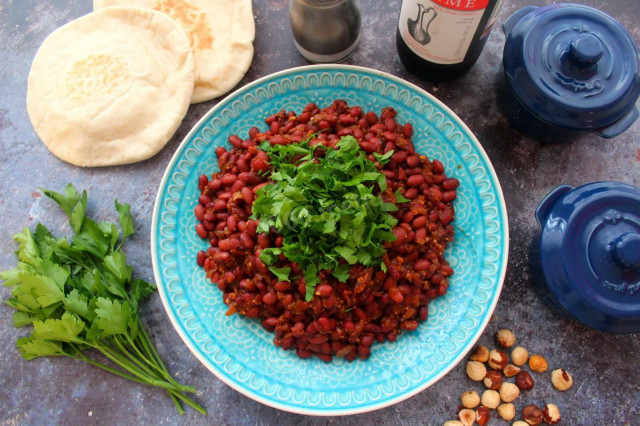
[470, 344, 490, 363]
[481, 389, 501, 409]
[496, 328, 516, 348]
[476, 406, 491, 426]
[483, 369, 503, 390]
[503, 364, 521, 377]
[497, 402, 516, 421]
[488, 349, 508, 370]
[515, 371, 535, 391]
[458, 408, 476, 426]
[461, 391, 480, 408]
[443, 421, 464, 426]
[529, 354, 548, 373]
[511, 346, 529, 366]
[551, 368, 573, 391]
[542, 403, 561, 424]
[466, 361, 487, 381]
[522, 404, 544, 425]
[499, 382, 520, 403]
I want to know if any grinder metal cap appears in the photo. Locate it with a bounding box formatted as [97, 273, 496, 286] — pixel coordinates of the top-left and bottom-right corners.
[503, 3, 640, 138]
[536, 182, 640, 334]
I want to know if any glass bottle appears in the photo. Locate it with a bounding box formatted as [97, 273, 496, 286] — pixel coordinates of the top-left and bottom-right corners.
[396, 0, 504, 81]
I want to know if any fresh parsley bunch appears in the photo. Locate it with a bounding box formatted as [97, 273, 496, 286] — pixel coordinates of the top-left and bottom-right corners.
[252, 136, 403, 301]
[1, 184, 205, 415]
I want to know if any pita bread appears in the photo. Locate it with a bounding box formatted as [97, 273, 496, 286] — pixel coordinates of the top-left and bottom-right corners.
[27, 6, 194, 167]
[94, 0, 255, 103]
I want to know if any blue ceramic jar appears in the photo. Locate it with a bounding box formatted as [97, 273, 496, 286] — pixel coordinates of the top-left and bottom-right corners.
[536, 182, 640, 334]
[502, 4, 640, 139]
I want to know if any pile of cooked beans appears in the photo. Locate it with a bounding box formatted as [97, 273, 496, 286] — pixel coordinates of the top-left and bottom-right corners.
[195, 99, 458, 362]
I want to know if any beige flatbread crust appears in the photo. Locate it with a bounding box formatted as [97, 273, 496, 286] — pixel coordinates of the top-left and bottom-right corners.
[94, 0, 255, 103]
[27, 6, 194, 167]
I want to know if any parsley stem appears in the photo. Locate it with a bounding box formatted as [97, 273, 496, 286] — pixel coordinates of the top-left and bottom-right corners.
[132, 333, 195, 393]
[168, 388, 208, 416]
[70, 349, 147, 386]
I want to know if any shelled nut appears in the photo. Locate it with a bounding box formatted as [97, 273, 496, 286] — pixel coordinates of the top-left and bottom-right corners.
[483, 369, 503, 390]
[503, 364, 521, 377]
[461, 391, 480, 409]
[513, 421, 530, 426]
[443, 421, 464, 426]
[499, 382, 520, 403]
[542, 403, 561, 424]
[511, 346, 529, 366]
[458, 408, 476, 426]
[497, 402, 516, 421]
[551, 368, 573, 391]
[496, 328, 516, 348]
[522, 404, 544, 425]
[466, 361, 487, 381]
[515, 371, 535, 391]
[470, 345, 490, 363]
[529, 354, 548, 373]
[481, 389, 501, 409]
[476, 406, 491, 426]
[488, 349, 508, 370]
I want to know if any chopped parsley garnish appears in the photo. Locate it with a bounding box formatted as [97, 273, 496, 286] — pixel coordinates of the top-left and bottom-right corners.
[251, 136, 399, 301]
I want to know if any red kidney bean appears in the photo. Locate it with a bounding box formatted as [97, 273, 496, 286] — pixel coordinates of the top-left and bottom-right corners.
[226, 215, 237, 232]
[208, 178, 222, 191]
[262, 292, 278, 305]
[443, 190, 457, 202]
[388, 287, 404, 304]
[402, 123, 413, 138]
[432, 159, 445, 174]
[215, 146, 227, 158]
[382, 131, 397, 141]
[239, 233, 254, 249]
[228, 135, 243, 149]
[404, 188, 419, 199]
[439, 208, 454, 224]
[392, 150, 407, 163]
[196, 250, 206, 267]
[194, 204, 205, 221]
[407, 174, 425, 187]
[414, 259, 431, 271]
[406, 155, 420, 167]
[442, 178, 459, 191]
[365, 111, 378, 125]
[195, 224, 208, 239]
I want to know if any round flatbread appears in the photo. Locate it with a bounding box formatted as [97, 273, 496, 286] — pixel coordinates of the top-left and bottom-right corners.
[27, 6, 194, 167]
[94, 0, 255, 103]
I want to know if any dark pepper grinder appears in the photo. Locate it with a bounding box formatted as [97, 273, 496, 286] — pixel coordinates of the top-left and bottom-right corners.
[289, 0, 362, 63]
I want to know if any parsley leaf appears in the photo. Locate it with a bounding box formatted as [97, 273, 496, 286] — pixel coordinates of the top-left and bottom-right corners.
[252, 136, 397, 301]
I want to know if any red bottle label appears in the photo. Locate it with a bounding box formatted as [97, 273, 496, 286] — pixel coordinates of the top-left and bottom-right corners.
[431, 0, 490, 11]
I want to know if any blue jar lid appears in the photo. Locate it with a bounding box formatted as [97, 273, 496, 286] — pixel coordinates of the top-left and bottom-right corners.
[503, 4, 640, 137]
[535, 182, 640, 334]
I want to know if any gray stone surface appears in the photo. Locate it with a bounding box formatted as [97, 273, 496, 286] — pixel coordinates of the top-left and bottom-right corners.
[1, 0, 639, 425]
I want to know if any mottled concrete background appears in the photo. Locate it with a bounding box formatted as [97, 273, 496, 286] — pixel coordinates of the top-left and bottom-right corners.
[1, 0, 639, 425]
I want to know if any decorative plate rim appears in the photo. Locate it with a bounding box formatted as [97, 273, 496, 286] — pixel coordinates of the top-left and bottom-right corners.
[151, 64, 509, 416]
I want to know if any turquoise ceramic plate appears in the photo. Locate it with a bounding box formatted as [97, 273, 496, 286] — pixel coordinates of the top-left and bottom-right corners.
[151, 65, 509, 415]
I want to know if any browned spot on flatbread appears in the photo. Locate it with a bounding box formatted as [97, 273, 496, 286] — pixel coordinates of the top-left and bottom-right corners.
[155, 0, 213, 50]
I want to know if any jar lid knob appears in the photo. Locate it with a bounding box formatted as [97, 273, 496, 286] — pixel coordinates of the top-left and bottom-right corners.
[611, 232, 640, 269]
[569, 33, 603, 66]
